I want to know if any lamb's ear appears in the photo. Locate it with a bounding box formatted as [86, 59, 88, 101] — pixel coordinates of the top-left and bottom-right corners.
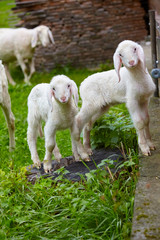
[31, 31, 38, 48]
[70, 80, 79, 107]
[47, 88, 54, 112]
[48, 29, 55, 44]
[137, 44, 146, 71]
[113, 51, 122, 82]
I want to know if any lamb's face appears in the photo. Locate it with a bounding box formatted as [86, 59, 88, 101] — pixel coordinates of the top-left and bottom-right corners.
[50, 76, 72, 104]
[117, 40, 140, 69]
[38, 26, 53, 47]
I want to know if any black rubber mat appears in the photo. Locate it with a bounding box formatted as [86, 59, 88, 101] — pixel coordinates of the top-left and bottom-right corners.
[27, 148, 124, 182]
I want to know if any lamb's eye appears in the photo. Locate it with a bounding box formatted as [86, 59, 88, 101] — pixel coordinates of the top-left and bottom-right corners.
[134, 48, 136, 52]
[119, 53, 122, 57]
[68, 84, 70, 88]
[53, 87, 55, 91]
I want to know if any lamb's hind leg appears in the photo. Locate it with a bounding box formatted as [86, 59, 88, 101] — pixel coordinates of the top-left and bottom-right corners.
[53, 143, 62, 162]
[83, 105, 110, 155]
[72, 106, 95, 161]
[4, 64, 16, 86]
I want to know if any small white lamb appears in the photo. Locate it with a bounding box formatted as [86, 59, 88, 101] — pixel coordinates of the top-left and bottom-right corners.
[27, 74, 83, 173]
[72, 40, 156, 158]
[0, 25, 55, 85]
[0, 60, 15, 151]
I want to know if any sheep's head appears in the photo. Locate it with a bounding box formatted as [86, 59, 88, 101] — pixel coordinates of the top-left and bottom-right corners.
[48, 75, 79, 110]
[31, 25, 55, 48]
[113, 40, 146, 82]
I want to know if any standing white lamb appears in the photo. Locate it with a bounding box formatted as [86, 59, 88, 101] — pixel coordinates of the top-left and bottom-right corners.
[27, 74, 85, 173]
[0, 60, 15, 151]
[0, 25, 55, 85]
[72, 40, 156, 159]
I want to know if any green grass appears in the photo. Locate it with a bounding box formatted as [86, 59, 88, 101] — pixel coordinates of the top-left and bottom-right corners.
[0, 162, 137, 240]
[0, 65, 139, 239]
[0, 0, 17, 28]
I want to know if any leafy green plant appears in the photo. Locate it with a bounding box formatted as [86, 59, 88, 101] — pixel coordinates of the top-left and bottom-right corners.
[91, 104, 138, 153]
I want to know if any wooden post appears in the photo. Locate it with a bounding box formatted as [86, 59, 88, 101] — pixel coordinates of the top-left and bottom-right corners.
[157, 38, 160, 68]
[149, 10, 159, 97]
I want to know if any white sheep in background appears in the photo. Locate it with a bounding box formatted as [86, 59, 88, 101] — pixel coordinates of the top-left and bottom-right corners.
[27, 74, 87, 173]
[0, 60, 15, 151]
[0, 25, 55, 85]
[72, 40, 156, 159]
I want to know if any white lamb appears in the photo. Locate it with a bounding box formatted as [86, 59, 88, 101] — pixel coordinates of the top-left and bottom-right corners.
[0, 60, 15, 151]
[27, 74, 83, 173]
[0, 25, 55, 85]
[72, 40, 156, 159]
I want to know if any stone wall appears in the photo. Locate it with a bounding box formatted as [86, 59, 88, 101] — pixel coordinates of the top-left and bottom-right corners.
[14, 0, 148, 71]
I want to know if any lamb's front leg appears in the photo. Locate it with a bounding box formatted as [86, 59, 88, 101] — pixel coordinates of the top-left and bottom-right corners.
[128, 102, 151, 156]
[27, 126, 41, 169]
[44, 123, 56, 173]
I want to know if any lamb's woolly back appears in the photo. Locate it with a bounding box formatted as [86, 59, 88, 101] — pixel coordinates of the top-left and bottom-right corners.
[80, 70, 126, 108]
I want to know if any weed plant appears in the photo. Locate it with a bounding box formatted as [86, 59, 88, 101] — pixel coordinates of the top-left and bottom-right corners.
[91, 104, 138, 154]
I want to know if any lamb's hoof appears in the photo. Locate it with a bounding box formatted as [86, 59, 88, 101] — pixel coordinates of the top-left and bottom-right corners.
[84, 157, 91, 162]
[146, 140, 156, 151]
[44, 168, 53, 174]
[33, 161, 42, 169]
[55, 158, 61, 163]
[143, 150, 151, 156]
[10, 81, 16, 86]
[43, 160, 53, 173]
[75, 158, 81, 162]
[25, 81, 32, 86]
[87, 149, 93, 156]
[150, 146, 156, 151]
[140, 143, 152, 157]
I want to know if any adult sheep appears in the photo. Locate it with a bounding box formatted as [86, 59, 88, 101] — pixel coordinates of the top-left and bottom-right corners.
[72, 40, 156, 159]
[0, 25, 55, 85]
